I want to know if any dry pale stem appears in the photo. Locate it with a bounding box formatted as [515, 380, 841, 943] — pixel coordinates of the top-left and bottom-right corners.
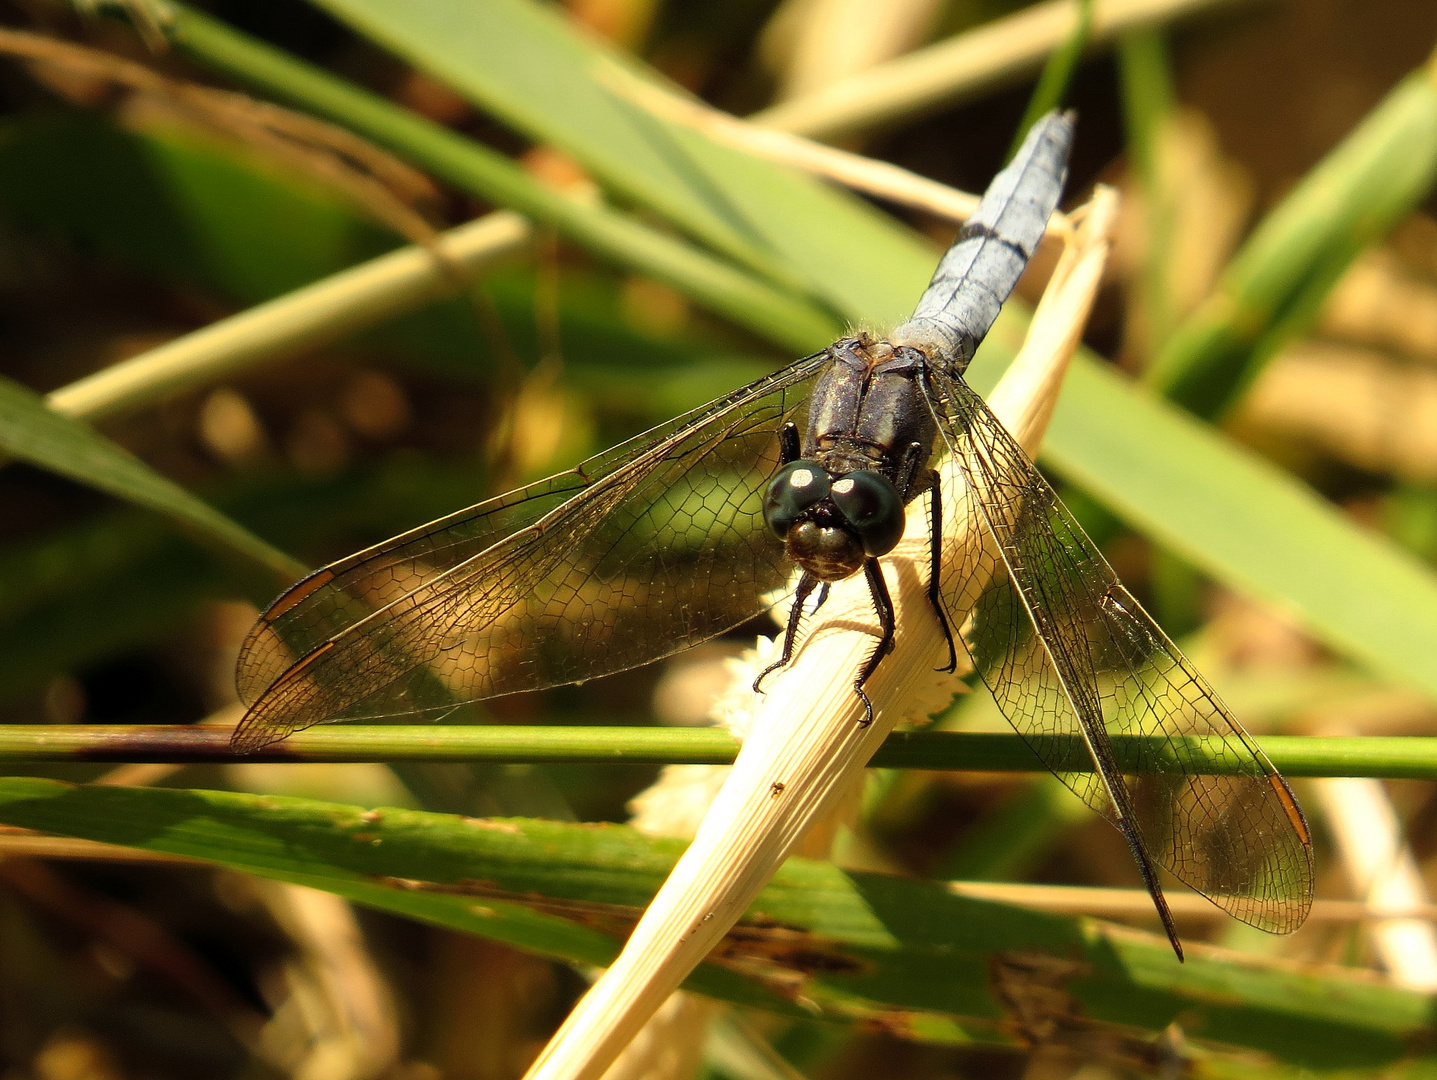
[519, 186, 1119, 1080]
[0, 828, 197, 864]
[750, 0, 1247, 140]
[46, 213, 530, 422]
[945, 881, 1437, 924]
[762, 0, 941, 103]
[249, 880, 402, 1080]
[597, 59, 1070, 238]
[1319, 248, 1437, 364]
[1314, 766, 1437, 990]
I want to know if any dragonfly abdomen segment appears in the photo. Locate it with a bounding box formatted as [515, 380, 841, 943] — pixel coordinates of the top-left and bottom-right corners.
[890, 112, 1074, 374]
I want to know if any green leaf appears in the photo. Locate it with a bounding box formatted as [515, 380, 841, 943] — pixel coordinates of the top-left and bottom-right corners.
[0, 375, 302, 582]
[1147, 60, 1437, 416]
[164, 4, 841, 354]
[1007, 0, 1094, 161]
[302, 0, 935, 327]
[0, 776, 1429, 1066]
[968, 330, 1437, 705]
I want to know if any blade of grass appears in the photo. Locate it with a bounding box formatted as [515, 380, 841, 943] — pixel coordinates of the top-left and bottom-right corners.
[570, 67, 1034, 231]
[1117, 27, 1179, 352]
[1117, 27, 1175, 189]
[301, 0, 816, 297]
[1146, 52, 1437, 417]
[0, 776, 1427, 1068]
[1007, 0, 1095, 160]
[0, 375, 302, 582]
[157, 3, 840, 354]
[296, 0, 940, 325]
[2, 725, 1437, 778]
[968, 337, 1437, 706]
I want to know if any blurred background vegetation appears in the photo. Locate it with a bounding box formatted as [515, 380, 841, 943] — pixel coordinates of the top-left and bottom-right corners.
[4, 0, 1437, 1078]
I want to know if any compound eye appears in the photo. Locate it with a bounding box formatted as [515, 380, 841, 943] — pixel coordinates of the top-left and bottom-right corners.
[830, 471, 905, 556]
[763, 460, 831, 539]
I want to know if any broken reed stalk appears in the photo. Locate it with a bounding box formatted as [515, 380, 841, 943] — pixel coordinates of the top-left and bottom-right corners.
[519, 187, 1120, 1080]
[944, 882, 1437, 924]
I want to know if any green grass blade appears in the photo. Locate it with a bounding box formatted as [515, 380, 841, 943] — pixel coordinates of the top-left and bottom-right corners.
[4, 726, 1437, 779]
[300, 0, 937, 326]
[0, 776, 1429, 1065]
[968, 337, 1437, 704]
[1116, 27, 1175, 189]
[1006, 0, 1094, 161]
[1116, 28, 1179, 353]
[1060, 356, 1437, 699]
[161, 4, 841, 354]
[1146, 55, 1437, 416]
[0, 376, 302, 582]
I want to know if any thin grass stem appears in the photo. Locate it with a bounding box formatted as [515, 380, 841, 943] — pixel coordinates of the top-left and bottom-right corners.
[2, 725, 1434, 778]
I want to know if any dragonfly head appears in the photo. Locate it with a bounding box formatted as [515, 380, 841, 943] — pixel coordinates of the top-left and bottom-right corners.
[764, 460, 905, 580]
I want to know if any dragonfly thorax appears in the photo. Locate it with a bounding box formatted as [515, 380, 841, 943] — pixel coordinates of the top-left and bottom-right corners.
[762, 334, 939, 581]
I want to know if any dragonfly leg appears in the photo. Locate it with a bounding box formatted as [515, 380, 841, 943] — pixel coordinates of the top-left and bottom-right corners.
[753, 572, 820, 694]
[892, 441, 956, 671]
[777, 420, 802, 465]
[926, 470, 958, 672]
[853, 557, 896, 727]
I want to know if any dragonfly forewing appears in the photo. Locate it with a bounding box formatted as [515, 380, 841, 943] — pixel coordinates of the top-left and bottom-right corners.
[231, 356, 828, 751]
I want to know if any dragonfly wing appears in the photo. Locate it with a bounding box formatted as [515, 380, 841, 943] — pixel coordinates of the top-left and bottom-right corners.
[232, 354, 828, 751]
[931, 371, 1314, 934]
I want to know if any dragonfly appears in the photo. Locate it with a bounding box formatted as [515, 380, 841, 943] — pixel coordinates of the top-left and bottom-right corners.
[232, 112, 1314, 959]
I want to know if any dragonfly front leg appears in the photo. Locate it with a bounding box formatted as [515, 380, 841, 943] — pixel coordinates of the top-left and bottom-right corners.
[925, 469, 958, 673]
[753, 572, 820, 694]
[898, 439, 958, 674]
[777, 420, 801, 465]
[853, 557, 896, 727]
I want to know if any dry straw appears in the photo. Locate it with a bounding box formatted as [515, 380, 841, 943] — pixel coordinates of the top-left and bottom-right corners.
[597, 59, 1070, 237]
[521, 187, 1120, 1080]
[749, 0, 1244, 141]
